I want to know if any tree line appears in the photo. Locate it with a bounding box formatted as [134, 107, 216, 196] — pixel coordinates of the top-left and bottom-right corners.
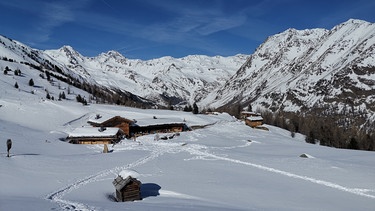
[216, 102, 374, 151]
[260, 110, 374, 151]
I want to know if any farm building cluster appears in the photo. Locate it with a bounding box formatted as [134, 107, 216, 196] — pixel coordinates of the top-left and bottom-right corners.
[66, 111, 264, 145]
[66, 114, 189, 144]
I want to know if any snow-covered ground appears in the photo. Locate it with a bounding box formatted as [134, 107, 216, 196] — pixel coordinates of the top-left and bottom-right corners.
[1, 99, 374, 211]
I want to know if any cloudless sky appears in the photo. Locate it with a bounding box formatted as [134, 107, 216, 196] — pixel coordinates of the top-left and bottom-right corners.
[1, 0, 374, 60]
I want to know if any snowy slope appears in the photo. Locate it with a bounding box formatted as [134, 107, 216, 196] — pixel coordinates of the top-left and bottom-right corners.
[207, 19, 375, 120]
[1, 94, 374, 211]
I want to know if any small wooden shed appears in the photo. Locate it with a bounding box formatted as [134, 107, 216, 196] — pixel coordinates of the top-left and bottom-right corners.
[113, 175, 142, 202]
[241, 111, 263, 128]
[245, 116, 264, 128]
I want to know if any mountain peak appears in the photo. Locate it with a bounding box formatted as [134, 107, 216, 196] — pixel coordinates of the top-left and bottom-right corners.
[343, 18, 371, 25]
[102, 50, 124, 58]
[58, 45, 83, 58]
[95, 50, 127, 64]
[60, 45, 76, 52]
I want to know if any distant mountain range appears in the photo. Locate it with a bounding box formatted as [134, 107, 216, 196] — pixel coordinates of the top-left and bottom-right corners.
[44, 46, 247, 106]
[1, 19, 374, 129]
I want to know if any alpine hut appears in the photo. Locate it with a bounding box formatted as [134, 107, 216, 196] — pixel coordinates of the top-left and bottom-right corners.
[242, 111, 263, 128]
[245, 115, 264, 128]
[130, 117, 188, 136]
[112, 170, 142, 202]
[66, 127, 125, 144]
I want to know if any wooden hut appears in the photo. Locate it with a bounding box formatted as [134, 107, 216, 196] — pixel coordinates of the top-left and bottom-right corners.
[66, 127, 125, 144]
[88, 114, 189, 138]
[88, 115, 134, 137]
[131, 122, 188, 136]
[241, 111, 263, 128]
[113, 175, 142, 202]
[245, 116, 264, 128]
[118, 116, 187, 136]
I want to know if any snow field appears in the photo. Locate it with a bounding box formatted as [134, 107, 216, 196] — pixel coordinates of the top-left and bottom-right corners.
[1, 102, 375, 211]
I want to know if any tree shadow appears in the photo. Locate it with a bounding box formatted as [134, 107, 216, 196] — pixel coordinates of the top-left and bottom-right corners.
[141, 183, 161, 199]
[9, 153, 41, 157]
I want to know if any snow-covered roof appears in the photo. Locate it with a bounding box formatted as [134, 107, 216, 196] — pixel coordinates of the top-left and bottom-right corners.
[87, 114, 114, 124]
[241, 111, 261, 116]
[113, 170, 141, 191]
[88, 114, 185, 127]
[87, 114, 133, 125]
[133, 117, 185, 127]
[67, 127, 122, 138]
[246, 116, 263, 121]
[119, 169, 140, 179]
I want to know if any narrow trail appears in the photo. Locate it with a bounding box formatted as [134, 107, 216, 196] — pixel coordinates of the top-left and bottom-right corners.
[45, 146, 169, 211]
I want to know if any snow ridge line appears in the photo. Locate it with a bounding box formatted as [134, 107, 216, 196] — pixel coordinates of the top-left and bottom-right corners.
[45, 149, 166, 211]
[184, 145, 375, 199]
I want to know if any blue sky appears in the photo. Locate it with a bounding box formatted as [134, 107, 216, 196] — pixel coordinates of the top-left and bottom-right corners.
[1, 0, 374, 60]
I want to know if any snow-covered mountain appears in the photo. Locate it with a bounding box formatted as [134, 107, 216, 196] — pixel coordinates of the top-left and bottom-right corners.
[44, 46, 247, 106]
[0, 34, 247, 108]
[207, 19, 375, 124]
[1, 19, 374, 124]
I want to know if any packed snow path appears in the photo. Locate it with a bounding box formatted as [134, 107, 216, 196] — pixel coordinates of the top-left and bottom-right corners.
[45, 126, 375, 211]
[184, 144, 375, 199]
[45, 144, 171, 210]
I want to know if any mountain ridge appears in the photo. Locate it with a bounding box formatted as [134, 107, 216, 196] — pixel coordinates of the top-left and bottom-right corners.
[1, 19, 374, 120]
[1, 19, 375, 149]
[43, 45, 248, 106]
[207, 19, 375, 119]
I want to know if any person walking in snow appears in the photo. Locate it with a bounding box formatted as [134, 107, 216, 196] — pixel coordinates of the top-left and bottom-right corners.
[6, 139, 12, 157]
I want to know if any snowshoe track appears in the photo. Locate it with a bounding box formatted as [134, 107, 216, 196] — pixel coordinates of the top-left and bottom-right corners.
[46, 136, 375, 211]
[45, 148, 167, 211]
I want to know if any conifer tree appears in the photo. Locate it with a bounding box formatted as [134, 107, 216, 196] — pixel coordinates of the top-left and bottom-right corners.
[193, 102, 199, 114]
[247, 104, 252, 112]
[3, 66, 9, 75]
[29, 78, 34, 86]
[14, 69, 21, 76]
[46, 71, 51, 81]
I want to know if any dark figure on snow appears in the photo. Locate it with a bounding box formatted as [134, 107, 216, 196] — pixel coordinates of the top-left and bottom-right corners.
[7, 139, 12, 157]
